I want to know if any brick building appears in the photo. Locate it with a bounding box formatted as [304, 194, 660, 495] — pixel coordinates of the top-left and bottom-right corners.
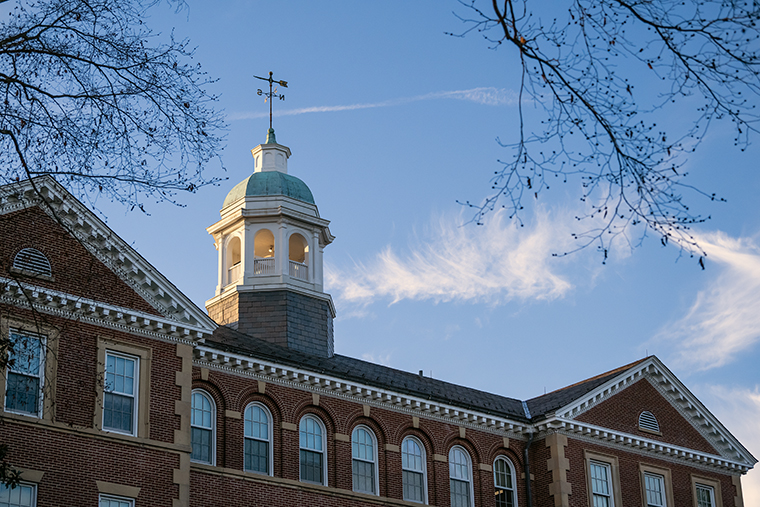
[0, 131, 755, 506]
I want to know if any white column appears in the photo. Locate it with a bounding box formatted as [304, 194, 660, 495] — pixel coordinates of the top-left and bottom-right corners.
[243, 222, 253, 284]
[278, 222, 289, 282]
[215, 233, 224, 295]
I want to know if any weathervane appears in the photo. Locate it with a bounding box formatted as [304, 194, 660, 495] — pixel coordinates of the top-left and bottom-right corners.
[254, 71, 288, 131]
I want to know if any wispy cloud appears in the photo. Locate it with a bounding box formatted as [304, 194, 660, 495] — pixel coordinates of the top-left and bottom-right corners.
[654, 231, 760, 370]
[228, 87, 519, 121]
[694, 384, 760, 504]
[325, 209, 573, 312]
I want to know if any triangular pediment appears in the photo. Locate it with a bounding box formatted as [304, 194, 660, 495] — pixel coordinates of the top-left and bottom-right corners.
[0, 176, 216, 339]
[544, 356, 756, 471]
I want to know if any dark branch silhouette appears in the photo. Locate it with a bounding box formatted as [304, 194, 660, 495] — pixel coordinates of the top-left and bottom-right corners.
[454, 0, 760, 263]
[0, 0, 226, 210]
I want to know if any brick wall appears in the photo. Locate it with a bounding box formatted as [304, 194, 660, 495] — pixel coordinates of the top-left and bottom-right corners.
[207, 289, 334, 357]
[0, 206, 161, 315]
[191, 366, 529, 507]
[575, 376, 718, 454]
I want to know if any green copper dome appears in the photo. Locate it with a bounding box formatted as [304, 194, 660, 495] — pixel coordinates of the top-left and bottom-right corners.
[223, 171, 315, 208]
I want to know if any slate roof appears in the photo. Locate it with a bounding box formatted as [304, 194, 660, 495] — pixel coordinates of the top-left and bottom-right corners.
[207, 326, 647, 423]
[525, 358, 650, 420]
[207, 326, 529, 422]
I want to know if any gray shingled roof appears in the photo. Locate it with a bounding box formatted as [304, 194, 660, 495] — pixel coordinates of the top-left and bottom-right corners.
[206, 326, 646, 423]
[525, 358, 649, 420]
[207, 326, 529, 422]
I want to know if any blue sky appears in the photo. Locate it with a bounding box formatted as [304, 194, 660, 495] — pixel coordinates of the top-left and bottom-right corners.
[93, 1, 759, 499]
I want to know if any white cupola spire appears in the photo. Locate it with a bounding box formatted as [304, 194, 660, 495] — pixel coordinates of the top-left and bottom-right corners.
[205, 129, 336, 357]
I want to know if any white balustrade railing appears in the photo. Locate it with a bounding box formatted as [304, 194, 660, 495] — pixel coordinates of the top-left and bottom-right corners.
[289, 260, 309, 281]
[227, 262, 242, 285]
[253, 257, 275, 275]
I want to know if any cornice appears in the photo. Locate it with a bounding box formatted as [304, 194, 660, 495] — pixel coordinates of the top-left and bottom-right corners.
[0, 177, 217, 331]
[548, 357, 756, 469]
[0, 277, 209, 344]
[193, 344, 532, 439]
[537, 418, 752, 474]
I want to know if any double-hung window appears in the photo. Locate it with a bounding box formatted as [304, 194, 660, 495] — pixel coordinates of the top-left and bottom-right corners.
[589, 460, 614, 507]
[402, 436, 426, 503]
[191, 390, 215, 464]
[449, 446, 473, 507]
[99, 494, 134, 507]
[0, 482, 37, 506]
[103, 351, 138, 435]
[351, 426, 378, 494]
[4, 330, 44, 417]
[494, 457, 517, 507]
[244, 403, 271, 474]
[644, 473, 667, 507]
[299, 415, 326, 485]
[695, 484, 716, 507]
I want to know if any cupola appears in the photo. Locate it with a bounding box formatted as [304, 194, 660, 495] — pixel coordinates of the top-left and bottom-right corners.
[205, 130, 336, 357]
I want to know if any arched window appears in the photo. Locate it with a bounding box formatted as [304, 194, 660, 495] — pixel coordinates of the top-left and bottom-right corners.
[494, 456, 517, 507]
[288, 233, 309, 281]
[190, 390, 215, 464]
[351, 425, 378, 495]
[449, 446, 473, 507]
[288, 233, 309, 264]
[402, 436, 427, 504]
[12, 248, 51, 277]
[254, 229, 275, 258]
[244, 403, 272, 475]
[253, 229, 275, 276]
[225, 236, 242, 285]
[299, 415, 327, 485]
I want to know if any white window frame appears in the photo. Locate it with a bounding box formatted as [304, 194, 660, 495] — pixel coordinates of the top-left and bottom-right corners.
[589, 460, 614, 507]
[243, 402, 273, 476]
[102, 351, 139, 436]
[351, 425, 379, 495]
[98, 493, 135, 507]
[190, 389, 216, 465]
[691, 475, 723, 507]
[401, 436, 427, 504]
[644, 472, 667, 507]
[493, 456, 517, 507]
[3, 329, 45, 418]
[0, 481, 38, 506]
[299, 414, 328, 486]
[448, 445, 474, 507]
[695, 484, 716, 507]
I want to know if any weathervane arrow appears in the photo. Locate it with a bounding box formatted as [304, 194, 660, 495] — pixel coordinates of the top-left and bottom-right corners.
[254, 71, 288, 131]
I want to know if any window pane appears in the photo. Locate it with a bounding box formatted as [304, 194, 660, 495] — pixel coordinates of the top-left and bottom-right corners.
[696, 485, 714, 507]
[402, 438, 424, 472]
[352, 459, 375, 494]
[245, 405, 269, 440]
[403, 470, 424, 503]
[100, 496, 133, 507]
[300, 449, 323, 484]
[300, 417, 322, 451]
[4, 372, 40, 414]
[494, 458, 515, 507]
[450, 478, 471, 507]
[0, 483, 35, 507]
[191, 427, 212, 463]
[449, 448, 470, 480]
[644, 474, 665, 507]
[103, 392, 133, 433]
[352, 428, 374, 461]
[245, 438, 269, 474]
[8, 333, 41, 376]
[191, 392, 213, 430]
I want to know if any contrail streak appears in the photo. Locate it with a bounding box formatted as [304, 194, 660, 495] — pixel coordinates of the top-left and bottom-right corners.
[228, 87, 518, 121]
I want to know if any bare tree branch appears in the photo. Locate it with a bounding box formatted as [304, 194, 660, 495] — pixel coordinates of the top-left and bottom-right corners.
[454, 0, 760, 263]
